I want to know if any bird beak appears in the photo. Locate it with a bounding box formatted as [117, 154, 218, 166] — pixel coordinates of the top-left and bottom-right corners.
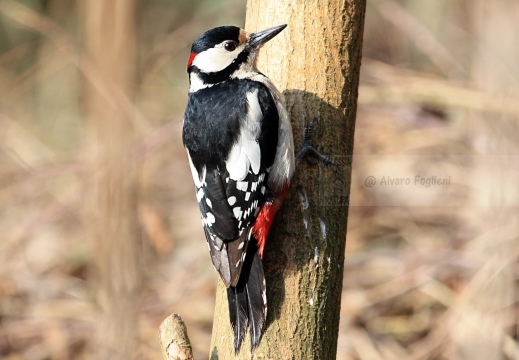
[249, 24, 287, 48]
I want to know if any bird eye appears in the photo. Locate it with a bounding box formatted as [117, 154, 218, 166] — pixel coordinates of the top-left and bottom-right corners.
[224, 41, 237, 51]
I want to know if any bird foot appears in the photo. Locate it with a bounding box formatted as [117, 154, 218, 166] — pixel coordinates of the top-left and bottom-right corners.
[296, 118, 334, 165]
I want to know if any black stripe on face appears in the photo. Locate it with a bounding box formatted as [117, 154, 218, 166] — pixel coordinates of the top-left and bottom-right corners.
[189, 48, 251, 84]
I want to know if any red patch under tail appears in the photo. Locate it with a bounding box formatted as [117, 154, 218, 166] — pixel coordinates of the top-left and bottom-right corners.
[252, 185, 290, 259]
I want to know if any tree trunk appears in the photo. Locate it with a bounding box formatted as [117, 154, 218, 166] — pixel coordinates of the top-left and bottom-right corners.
[81, 1, 143, 359]
[210, 1, 366, 359]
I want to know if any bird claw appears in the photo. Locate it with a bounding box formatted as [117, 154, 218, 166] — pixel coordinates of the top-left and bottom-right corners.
[296, 118, 335, 165]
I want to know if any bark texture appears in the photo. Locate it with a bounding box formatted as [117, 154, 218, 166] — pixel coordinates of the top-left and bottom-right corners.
[210, 0, 366, 359]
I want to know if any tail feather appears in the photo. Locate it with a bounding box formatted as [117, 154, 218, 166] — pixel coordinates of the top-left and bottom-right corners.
[246, 251, 266, 349]
[227, 284, 248, 352]
[226, 244, 266, 353]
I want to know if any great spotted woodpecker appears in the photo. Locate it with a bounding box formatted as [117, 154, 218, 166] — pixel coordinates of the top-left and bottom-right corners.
[182, 25, 294, 352]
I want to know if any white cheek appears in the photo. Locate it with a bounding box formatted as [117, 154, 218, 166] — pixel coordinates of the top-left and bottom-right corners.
[192, 45, 245, 73]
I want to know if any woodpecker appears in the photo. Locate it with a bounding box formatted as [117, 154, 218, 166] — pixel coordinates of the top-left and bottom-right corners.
[182, 24, 294, 352]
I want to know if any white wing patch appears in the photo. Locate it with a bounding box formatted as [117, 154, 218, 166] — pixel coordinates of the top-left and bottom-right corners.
[187, 150, 206, 188]
[233, 72, 295, 193]
[225, 89, 262, 181]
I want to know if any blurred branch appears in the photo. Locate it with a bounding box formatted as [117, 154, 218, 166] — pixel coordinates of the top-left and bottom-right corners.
[419, 279, 519, 360]
[360, 60, 519, 117]
[0, 44, 69, 102]
[140, 16, 210, 79]
[374, 0, 466, 78]
[159, 314, 194, 360]
[81, 0, 144, 357]
[0, 0, 150, 132]
[412, 233, 519, 360]
[349, 329, 385, 360]
[0, 119, 181, 266]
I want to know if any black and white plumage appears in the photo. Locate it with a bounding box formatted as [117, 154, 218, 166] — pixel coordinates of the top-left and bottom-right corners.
[182, 25, 294, 352]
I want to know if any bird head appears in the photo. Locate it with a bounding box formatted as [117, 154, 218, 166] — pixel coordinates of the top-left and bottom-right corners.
[187, 24, 286, 90]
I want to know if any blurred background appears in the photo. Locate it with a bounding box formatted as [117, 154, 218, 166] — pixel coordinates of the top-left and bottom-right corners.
[1, 0, 518, 359]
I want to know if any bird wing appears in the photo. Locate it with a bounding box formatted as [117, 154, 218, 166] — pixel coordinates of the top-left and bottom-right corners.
[184, 83, 280, 287]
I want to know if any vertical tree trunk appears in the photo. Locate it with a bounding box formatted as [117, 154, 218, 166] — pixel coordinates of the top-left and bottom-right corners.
[81, 1, 142, 359]
[210, 1, 366, 359]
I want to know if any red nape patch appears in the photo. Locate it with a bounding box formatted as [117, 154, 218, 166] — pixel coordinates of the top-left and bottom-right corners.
[252, 185, 290, 259]
[187, 52, 198, 69]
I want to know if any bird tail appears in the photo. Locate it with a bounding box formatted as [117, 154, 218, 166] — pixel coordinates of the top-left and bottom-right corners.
[226, 244, 267, 353]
